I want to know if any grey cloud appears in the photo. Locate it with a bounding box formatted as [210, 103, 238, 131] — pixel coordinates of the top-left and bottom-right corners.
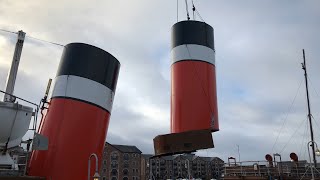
[0, 0, 320, 162]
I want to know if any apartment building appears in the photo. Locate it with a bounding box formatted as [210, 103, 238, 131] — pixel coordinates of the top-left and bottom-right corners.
[100, 142, 142, 180]
[141, 154, 224, 180]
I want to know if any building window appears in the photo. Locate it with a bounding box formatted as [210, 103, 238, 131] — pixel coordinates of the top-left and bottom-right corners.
[103, 177, 106, 180]
[123, 169, 129, 176]
[123, 153, 129, 160]
[103, 168, 106, 173]
[104, 160, 107, 165]
[111, 169, 118, 176]
[111, 177, 117, 180]
[124, 161, 129, 168]
[111, 151, 118, 160]
[132, 161, 136, 166]
[111, 160, 118, 168]
[123, 177, 128, 180]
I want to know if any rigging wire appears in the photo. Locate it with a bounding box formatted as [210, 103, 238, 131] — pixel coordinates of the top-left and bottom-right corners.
[302, 136, 308, 161]
[0, 28, 17, 34]
[279, 117, 307, 154]
[271, 78, 303, 152]
[266, 53, 319, 160]
[279, 74, 319, 155]
[311, 115, 320, 139]
[0, 27, 64, 47]
[299, 119, 309, 159]
[0, 89, 38, 107]
[289, 118, 305, 146]
[307, 76, 320, 98]
[306, 76, 320, 120]
[27, 35, 64, 47]
[289, 117, 307, 152]
[313, 112, 320, 126]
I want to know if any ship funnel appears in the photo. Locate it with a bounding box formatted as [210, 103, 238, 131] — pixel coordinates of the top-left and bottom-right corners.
[154, 20, 218, 156]
[28, 43, 120, 180]
[171, 20, 219, 133]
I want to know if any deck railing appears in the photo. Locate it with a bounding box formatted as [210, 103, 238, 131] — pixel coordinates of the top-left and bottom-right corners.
[223, 160, 320, 179]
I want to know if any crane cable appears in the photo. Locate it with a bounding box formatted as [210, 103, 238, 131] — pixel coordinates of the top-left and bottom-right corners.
[192, 0, 195, 20]
[179, 0, 204, 22]
[177, 0, 179, 22]
[185, 0, 190, 20]
[191, 0, 204, 22]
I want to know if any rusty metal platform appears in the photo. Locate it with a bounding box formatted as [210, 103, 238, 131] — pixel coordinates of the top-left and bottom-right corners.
[0, 177, 45, 180]
[153, 129, 214, 157]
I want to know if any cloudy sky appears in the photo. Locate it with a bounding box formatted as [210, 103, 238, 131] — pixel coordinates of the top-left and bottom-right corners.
[0, 0, 320, 162]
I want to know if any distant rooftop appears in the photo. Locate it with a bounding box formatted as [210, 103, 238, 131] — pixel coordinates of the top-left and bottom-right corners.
[162, 155, 175, 160]
[142, 154, 153, 159]
[108, 143, 142, 153]
[141, 153, 223, 162]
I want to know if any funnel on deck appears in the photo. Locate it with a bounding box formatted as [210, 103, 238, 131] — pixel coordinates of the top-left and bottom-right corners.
[154, 20, 218, 156]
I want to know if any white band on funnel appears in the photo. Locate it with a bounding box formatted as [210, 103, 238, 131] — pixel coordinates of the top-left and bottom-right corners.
[171, 44, 215, 65]
[50, 75, 114, 112]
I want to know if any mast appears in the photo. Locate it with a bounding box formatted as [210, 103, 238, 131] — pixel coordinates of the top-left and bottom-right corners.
[301, 49, 317, 167]
[3, 30, 26, 102]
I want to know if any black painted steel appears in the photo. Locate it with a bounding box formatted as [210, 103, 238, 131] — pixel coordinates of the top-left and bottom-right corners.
[172, 59, 215, 66]
[171, 20, 214, 50]
[57, 43, 120, 91]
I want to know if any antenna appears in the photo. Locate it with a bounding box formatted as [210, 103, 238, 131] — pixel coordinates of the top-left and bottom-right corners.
[301, 49, 317, 167]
